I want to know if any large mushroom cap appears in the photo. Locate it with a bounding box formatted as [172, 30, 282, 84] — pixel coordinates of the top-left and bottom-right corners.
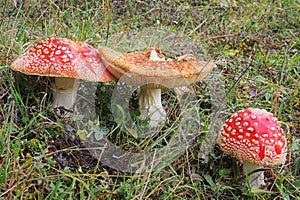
[11, 38, 115, 82]
[217, 108, 287, 166]
[97, 46, 216, 88]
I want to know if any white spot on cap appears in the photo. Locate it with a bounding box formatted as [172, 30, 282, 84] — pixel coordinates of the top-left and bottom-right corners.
[252, 139, 259, 145]
[43, 48, 49, 54]
[61, 55, 69, 63]
[251, 115, 257, 119]
[247, 127, 254, 132]
[231, 129, 236, 135]
[236, 117, 242, 121]
[243, 122, 249, 126]
[238, 135, 243, 139]
[278, 132, 282, 137]
[271, 117, 277, 121]
[277, 140, 283, 147]
[36, 49, 42, 55]
[49, 52, 55, 57]
[265, 151, 273, 156]
[250, 146, 256, 151]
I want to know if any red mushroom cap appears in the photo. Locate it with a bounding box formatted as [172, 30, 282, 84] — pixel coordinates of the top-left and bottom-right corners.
[11, 38, 115, 82]
[217, 108, 287, 166]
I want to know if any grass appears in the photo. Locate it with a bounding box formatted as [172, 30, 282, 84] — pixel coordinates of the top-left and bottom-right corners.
[1, 0, 299, 199]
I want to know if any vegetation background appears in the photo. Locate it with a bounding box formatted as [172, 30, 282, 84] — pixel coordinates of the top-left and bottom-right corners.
[0, 0, 299, 199]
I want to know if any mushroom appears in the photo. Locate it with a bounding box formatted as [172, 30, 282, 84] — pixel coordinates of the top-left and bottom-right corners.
[11, 38, 115, 115]
[97, 46, 216, 127]
[217, 108, 287, 190]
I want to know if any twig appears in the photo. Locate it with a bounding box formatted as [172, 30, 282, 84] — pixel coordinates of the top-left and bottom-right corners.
[200, 33, 239, 40]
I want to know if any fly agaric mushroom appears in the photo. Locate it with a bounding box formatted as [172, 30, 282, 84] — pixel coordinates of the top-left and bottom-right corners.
[97, 46, 215, 127]
[11, 38, 115, 115]
[217, 108, 287, 190]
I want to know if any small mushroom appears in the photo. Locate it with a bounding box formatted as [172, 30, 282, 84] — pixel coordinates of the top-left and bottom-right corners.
[11, 38, 115, 115]
[97, 46, 215, 127]
[217, 108, 287, 190]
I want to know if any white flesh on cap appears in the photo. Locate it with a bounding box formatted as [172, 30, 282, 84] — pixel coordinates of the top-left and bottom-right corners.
[51, 77, 79, 115]
[243, 161, 266, 190]
[138, 50, 166, 127]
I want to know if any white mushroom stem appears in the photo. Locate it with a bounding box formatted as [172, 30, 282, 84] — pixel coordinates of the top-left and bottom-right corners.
[138, 86, 166, 127]
[243, 161, 266, 190]
[51, 77, 79, 113]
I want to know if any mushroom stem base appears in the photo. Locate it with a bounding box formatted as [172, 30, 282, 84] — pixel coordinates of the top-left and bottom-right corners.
[52, 77, 79, 115]
[243, 161, 266, 190]
[138, 86, 166, 127]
